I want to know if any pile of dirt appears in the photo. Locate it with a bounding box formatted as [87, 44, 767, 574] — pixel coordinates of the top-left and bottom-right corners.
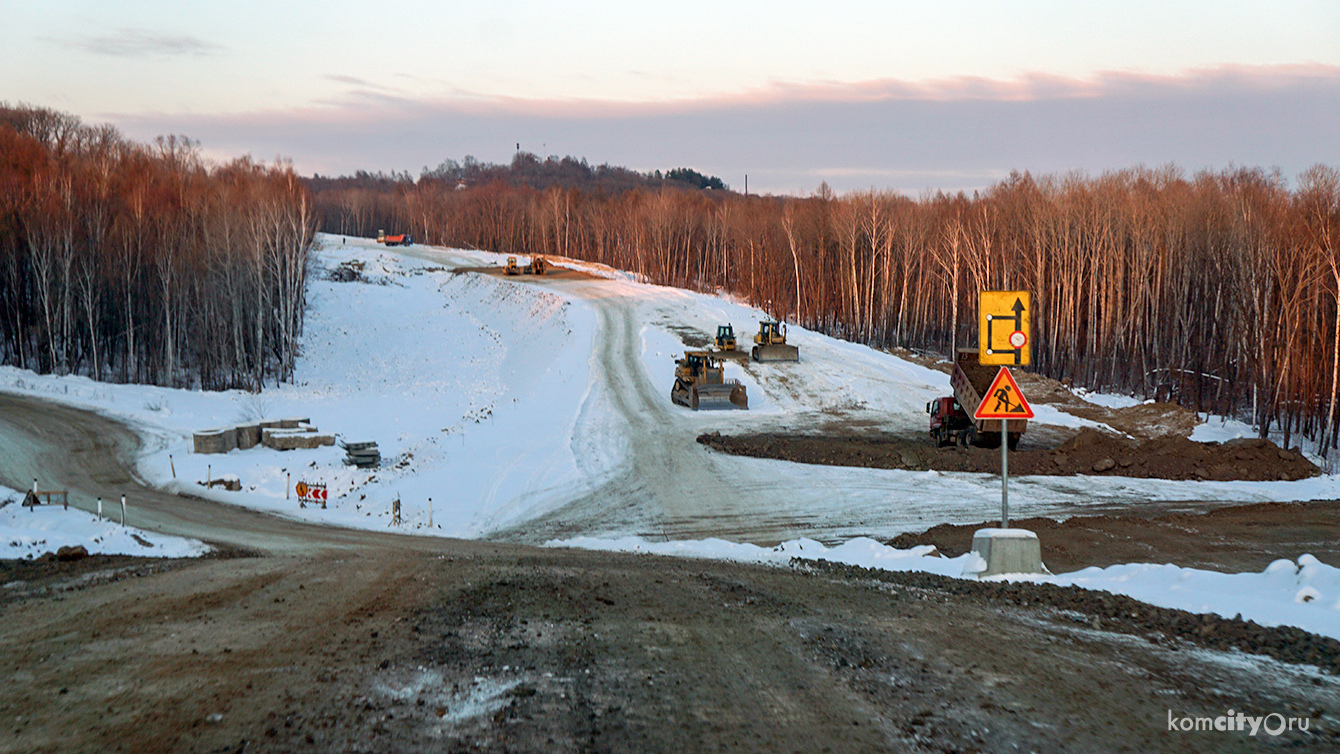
[697, 427, 1319, 481]
[888, 500, 1340, 573]
[1033, 427, 1318, 481]
[805, 559, 1340, 675]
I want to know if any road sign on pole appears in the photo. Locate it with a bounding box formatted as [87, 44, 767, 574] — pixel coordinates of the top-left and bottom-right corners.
[973, 367, 1033, 528]
[973, 367, 1035, 420]
[979, 291, 1031, 366]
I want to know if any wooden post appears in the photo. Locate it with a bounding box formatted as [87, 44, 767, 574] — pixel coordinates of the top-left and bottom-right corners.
[169, 454, 176, 479]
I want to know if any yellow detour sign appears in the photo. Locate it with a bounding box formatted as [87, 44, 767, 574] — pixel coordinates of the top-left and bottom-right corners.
[974, 367, 1035, 419]
[294, 481, 308, 499]
[979, 291, 1030, 365]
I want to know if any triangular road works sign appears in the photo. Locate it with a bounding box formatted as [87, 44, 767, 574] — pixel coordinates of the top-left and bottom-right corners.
[974, 367, 1035, 419]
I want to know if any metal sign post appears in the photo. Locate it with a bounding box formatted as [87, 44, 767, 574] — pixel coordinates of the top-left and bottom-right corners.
[1001, 423, 1008, 527]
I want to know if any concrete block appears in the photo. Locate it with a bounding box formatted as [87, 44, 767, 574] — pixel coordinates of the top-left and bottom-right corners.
[234, 423, 261, 450]
[262, 428, 335, 450]
[193, 427, 237, 454]
[963, 528, 1045, 578]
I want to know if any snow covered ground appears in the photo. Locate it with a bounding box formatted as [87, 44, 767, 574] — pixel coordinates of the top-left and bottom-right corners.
[0, 484, 207, 559]
[546, 534, 1340, 642]
[2, 233, 1339, 639]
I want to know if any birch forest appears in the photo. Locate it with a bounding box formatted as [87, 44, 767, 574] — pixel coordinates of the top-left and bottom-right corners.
[0, 105, 316, 391]
[311, 156, 1340, 458]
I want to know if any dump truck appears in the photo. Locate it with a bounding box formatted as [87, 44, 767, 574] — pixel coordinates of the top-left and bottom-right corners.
[751, 320, 799, 362]
[671, 350, 748, 410]
[926, 396, 973, 447]
[504, 257, 520, 275]
[949, 348, 1027, 449]
[377, 230, 414, 247]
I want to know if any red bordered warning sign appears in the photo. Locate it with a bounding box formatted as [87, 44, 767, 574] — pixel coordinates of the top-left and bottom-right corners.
[297, 481, 327, 508]
[974, 367, 1035, 419]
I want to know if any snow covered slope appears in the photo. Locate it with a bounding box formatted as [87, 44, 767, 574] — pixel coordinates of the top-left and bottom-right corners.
[1, 234, 1337, 548]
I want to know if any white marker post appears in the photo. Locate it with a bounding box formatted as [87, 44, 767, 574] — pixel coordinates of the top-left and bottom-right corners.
[97, 497, 103, 520]
[120, 494, 126, 526]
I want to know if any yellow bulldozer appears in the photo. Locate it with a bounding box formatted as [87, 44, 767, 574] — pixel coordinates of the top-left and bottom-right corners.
[715, 324, 737, 351]
[671, 351, 748, 410]
[504, 257, 520, 275]
[751, 320, 799, 362]
[525, 255, 548, 275]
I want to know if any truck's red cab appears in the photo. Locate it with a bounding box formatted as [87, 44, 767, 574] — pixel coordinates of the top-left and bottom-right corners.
[927, 396, 972, 447]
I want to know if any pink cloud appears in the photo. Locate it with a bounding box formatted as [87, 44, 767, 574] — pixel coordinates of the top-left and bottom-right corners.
[101, 63, 1340, 195]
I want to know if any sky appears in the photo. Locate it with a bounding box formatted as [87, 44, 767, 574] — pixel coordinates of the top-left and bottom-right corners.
[4, 1, 1339, 194]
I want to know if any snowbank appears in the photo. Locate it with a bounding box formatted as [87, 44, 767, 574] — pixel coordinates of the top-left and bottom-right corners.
[545, 534, 1340, 642]
[0, 486, 207, 559]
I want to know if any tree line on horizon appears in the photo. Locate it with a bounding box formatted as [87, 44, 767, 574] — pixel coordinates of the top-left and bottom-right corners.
[308, 160, 1340, 459]
[0, 104, 316, 390]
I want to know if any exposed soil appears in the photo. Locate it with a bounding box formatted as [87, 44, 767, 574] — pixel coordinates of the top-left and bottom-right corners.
[6, 537, 1340, 753]
[698, 426, 1320, 482]
[889, 500, 1340, 574]
[4, 284, 1340, 751]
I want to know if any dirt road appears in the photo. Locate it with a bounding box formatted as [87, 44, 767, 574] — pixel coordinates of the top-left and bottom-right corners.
[4, 251, 1340, 751]
[4, 391, 1340, 751]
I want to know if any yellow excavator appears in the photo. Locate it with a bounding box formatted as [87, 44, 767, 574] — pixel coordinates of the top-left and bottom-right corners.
[751, 320, 799, 362]
[671, 351, 748, 410]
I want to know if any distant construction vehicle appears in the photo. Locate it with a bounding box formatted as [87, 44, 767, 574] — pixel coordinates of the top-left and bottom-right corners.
[505, 257, 520, 275]
[671, 351, 748, 410]
[525, 255, 548, 275]
[377, 230, 414, 247]
[949, 349, 1027, 449]
[715, 324, 737, 351]
[751, 320, 799, 362]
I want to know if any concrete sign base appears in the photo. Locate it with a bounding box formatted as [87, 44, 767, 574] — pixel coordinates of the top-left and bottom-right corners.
[963, 528, 1046, 578]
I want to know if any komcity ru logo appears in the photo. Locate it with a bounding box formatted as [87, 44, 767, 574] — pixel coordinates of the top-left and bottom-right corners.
[1167, 709, 1310, 736]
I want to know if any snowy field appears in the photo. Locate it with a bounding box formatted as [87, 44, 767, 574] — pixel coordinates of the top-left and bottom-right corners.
[3, 233, 1340, 639]
[0, 484, 207, 559]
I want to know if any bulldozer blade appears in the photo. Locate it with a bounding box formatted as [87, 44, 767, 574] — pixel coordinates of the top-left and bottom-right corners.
[751, 344, 799, 363]
[691, 383, 748, 410]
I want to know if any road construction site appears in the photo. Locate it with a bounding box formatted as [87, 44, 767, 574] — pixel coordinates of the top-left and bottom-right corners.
[2, 236, 1339, 751]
